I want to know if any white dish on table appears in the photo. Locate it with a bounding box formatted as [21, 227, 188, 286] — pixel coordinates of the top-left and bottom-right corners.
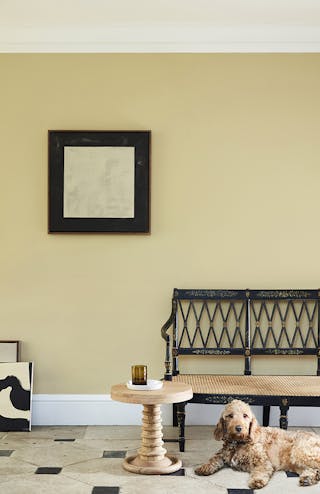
[126, 379, 163, 390]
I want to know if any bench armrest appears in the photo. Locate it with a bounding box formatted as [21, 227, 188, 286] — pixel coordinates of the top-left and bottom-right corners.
[161, 307, 175, 381]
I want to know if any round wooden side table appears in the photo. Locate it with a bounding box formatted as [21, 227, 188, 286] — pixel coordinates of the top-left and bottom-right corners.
[111, 381, 193, 474]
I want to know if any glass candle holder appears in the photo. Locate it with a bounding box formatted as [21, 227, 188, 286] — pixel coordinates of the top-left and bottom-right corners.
[131, 365, 147, 385]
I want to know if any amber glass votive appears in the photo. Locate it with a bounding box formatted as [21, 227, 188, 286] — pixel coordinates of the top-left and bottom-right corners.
[132, 365, 147, 385]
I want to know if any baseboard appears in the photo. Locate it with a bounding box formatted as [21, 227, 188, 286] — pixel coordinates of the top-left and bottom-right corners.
[32, 395, 320, 427]
[31, 394, 173, 426]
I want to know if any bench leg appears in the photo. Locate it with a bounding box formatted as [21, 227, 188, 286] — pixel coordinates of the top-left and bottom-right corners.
[173, 403, 178, 427]
[279, 404, 289, 429]
[263, 406, 270, 426]
[177, 402, 186, 452]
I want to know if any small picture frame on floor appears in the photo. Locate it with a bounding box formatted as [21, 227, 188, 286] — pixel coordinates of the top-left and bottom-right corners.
[0, 340, 20, 363]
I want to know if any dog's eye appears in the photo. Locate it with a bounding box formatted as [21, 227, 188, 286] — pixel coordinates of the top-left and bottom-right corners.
[226, 414, 233, 419]
[243, 414, 248, 418]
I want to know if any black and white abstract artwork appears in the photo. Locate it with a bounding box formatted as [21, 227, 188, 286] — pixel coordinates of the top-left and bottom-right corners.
[0, 362, 33, 431]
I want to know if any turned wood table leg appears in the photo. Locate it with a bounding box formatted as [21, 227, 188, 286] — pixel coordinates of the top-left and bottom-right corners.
[138, 404, 168, 464]
[123, 404, 182, 474]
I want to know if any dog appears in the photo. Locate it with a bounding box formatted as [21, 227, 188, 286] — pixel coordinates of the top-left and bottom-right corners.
[195, 399, 320, 489]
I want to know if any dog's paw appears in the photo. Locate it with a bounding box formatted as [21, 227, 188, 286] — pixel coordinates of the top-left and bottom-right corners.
[299, 477, 312, 486]
[248, 477, 268, 489]
[299, 469, 320, 486]
[299, 475, 317, 486]
[195, 463, 215, 476]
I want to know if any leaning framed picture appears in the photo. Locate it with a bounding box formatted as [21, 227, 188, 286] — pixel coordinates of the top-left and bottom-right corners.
[48, 130, 150, 233]
[0, 362, 33, 431]
[0, 341, 20, 362]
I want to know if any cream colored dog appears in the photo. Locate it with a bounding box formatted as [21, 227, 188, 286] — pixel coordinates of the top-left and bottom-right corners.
[195, 399, 320, 489]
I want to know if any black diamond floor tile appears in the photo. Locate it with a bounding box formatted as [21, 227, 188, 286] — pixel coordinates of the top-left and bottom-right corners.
[35, 467, 62, 475]
[92, 488, 120, 494]
[286, 471, 299, 477]
[161, 468, 185, 476]
[103, 450, 126, 458]
[54, 438, 75, 442]
[228, 490, 254, 494]
[0, 450, 13, 456]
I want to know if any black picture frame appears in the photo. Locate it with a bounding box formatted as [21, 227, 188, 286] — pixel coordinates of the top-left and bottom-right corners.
[48, 130, 150, 233]
[0, 341, 20, 362]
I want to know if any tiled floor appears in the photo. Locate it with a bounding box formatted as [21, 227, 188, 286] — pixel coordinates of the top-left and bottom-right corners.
[0, 426, 319, 493]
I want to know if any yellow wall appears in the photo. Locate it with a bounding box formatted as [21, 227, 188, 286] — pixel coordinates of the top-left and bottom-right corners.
[0, 54, 319, 393]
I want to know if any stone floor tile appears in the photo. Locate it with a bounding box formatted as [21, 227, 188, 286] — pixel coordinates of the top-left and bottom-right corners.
[7, 426, 87, 440]
[54, 438, 76, 442]
[184, 426, 215, 439]
[262, 476, 320, 493]
[102, 451, 126, 458]
[75, 439, 141, 452]
[189, 466, 251, 489]
[84, 426, 141, 440]
[160, 468, 185, 476]
[12, 442, 102, 467]
[286, 471, 299, 477]
[227, 490, 253, 494]
[62, 457, 141, 486]
[0, 474, 92, 494]
[120, 476, 226, 494]
[0, 437, 55, 450]
[165, 438, 218, 453]
[91, 488, 119, 494]
[0, 457, 36, 484]
[288, 426, 314, 433]
[0, 450, 13, 456]
[35, 467, 62, 474]
[169, 449, 217, 468]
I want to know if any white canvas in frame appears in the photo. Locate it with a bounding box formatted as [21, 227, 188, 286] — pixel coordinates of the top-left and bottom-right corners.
[0, 341, 18, 362]
[0, 362, 33, 431]
[63, 146, 135, 218]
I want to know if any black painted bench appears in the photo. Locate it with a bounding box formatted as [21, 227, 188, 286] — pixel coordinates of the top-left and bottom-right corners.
[161, 288, 320, 451]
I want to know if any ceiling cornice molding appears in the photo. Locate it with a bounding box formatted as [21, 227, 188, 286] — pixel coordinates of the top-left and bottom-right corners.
[1, 25, 320, 53]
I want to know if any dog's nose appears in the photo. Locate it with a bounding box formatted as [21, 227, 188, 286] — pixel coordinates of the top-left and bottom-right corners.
[235, 426, 242, 432]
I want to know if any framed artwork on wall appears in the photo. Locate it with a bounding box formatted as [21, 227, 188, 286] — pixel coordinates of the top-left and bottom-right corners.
[0, 362, 33, 431]
[0, 341, 20, 362]
[48, 130, 151, 233]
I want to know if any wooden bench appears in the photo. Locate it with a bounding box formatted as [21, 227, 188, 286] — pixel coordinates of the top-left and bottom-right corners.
[161, 288, 320, 451]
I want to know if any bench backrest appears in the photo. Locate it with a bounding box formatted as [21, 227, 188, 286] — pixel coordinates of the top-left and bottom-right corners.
[161, 288, 320, 377]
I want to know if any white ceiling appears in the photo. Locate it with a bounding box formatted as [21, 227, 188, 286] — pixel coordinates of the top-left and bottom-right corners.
[1, 0, 320, 52]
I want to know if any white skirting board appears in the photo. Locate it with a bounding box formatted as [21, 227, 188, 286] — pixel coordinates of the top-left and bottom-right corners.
[31, 395, 320, 427]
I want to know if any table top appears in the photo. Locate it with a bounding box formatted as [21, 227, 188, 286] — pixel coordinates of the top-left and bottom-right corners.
[111, 381, 193, 405]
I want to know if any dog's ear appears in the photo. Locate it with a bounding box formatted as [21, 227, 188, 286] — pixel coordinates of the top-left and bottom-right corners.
[214, 417, 225, 441]
[248, 415, 259, 441]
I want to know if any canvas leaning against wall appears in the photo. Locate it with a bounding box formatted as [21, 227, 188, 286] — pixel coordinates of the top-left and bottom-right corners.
[0, 362, 33, 431]
[0, 341, 19, 362]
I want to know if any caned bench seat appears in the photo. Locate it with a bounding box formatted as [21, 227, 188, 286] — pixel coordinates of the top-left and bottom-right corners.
[172, 374, 320, 399]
